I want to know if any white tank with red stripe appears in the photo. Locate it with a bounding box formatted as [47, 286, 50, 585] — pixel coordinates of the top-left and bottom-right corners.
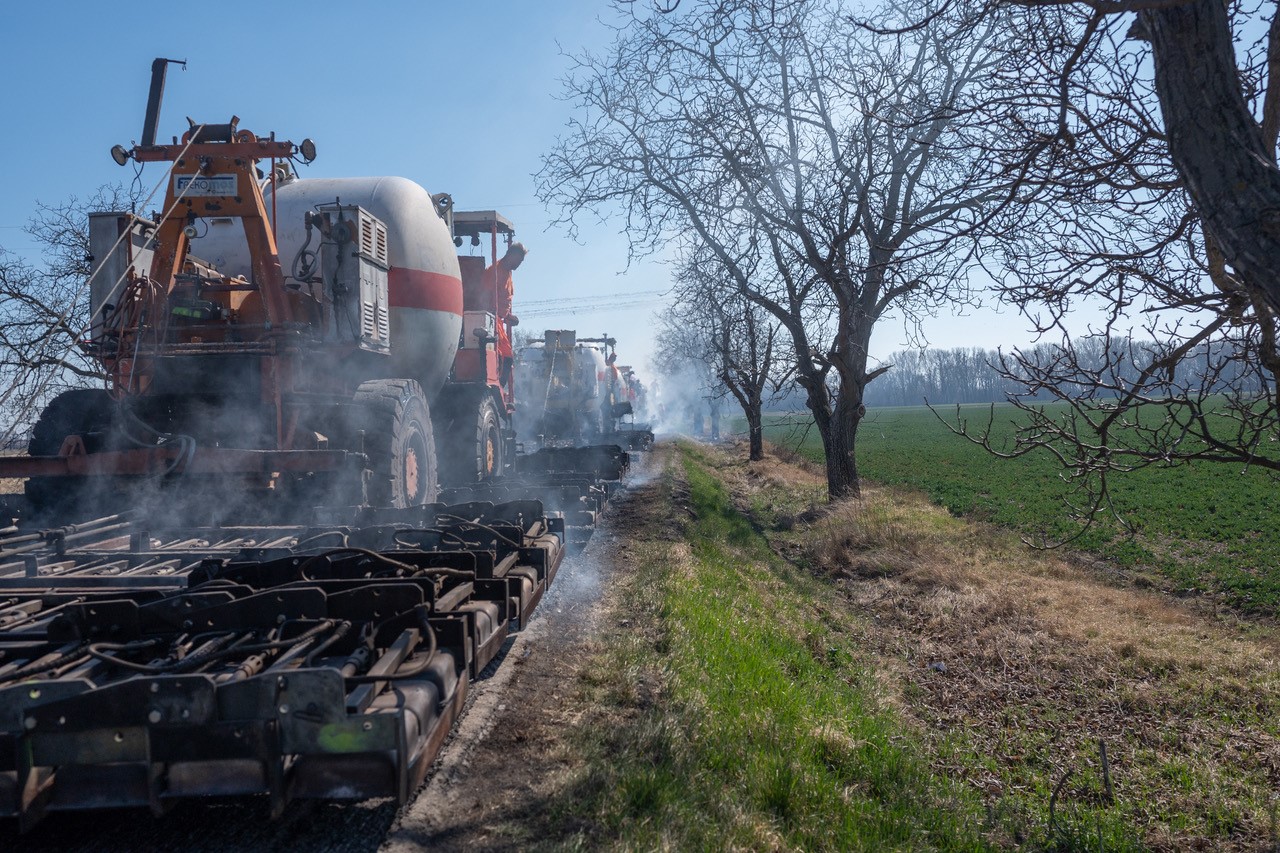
[192, 175, 463, 400]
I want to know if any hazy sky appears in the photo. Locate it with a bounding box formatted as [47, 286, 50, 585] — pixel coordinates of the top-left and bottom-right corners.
[0, 0, 1062, 376]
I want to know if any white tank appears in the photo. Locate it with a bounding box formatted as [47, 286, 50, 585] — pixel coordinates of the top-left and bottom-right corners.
[579, 345, 608, 403]
[190, 176, 463, 399]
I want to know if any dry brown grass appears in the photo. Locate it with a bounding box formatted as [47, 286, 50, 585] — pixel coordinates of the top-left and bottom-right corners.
[0, 448, 24, 495]
[702, 440, 1280, 850]
[757, 435, 827, 477]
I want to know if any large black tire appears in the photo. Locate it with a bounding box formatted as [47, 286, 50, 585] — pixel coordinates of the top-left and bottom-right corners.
[25, 388, 117, 518]
[476, 394, 504, 481]
[28, 389, 116, 455]
[435, 390, 506, 486]
[352, 379, 438, 508]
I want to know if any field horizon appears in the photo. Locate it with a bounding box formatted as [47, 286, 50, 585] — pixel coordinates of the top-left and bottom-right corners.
[757, 401, 1280, 615]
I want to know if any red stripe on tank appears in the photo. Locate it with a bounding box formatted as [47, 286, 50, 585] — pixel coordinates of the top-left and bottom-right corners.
[388, 267, 464, 315]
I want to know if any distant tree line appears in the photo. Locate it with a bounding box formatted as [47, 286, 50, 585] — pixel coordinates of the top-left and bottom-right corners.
[763, 337, 1271, 409]
[863, 348, 1013, 408]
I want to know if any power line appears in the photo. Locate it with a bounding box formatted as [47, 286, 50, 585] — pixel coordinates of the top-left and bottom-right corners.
[520, 300, 665, 318]
[517, 289, 667, 307]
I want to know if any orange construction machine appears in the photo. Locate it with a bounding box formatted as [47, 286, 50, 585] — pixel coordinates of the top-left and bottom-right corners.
[1, 79, 529, 522]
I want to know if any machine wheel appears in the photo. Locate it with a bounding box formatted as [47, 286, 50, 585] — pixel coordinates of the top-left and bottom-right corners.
[353, 379, 438, 508]
[28, 388, 116, 455]
[434, 389, 508, 486]
[477, 395, 504, 481]
[25, 388, 117, 518]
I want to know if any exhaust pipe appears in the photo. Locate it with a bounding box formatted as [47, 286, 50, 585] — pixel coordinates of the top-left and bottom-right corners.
[141, 57, 186, 147]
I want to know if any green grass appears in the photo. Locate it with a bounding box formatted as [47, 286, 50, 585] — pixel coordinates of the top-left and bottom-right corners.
[763, 403, 1280, 612]
[554, 443, 995, 850]
[553, 443, 1162, 849]
[698, 438, 1277, 847]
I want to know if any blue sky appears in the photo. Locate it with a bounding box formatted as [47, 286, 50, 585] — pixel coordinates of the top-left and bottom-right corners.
[0, 0, 1048, 376]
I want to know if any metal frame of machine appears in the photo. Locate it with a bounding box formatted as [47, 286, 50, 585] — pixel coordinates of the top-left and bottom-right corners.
[514, 331, 655, 451]
[0, 501, 562, 829]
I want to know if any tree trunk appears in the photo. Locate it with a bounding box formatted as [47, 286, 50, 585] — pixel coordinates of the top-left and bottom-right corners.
[721, 365, 770, 463]
[1143, 0, 1280, 315]
[806, 387, 861, 500]
[746, 408, 764, 461]
[820, 409, 860, 499]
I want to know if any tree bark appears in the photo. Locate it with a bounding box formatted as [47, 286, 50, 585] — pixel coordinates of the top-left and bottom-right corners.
[1142, 0, 1280, 315]
[823, 405, 861, 499]
[746, 407, 764, 461]
[720, 381, 769, 460]
[806, 384, 861, 499]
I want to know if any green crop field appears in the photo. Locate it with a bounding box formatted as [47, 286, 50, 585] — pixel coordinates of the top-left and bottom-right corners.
[761, 403, 1280, 613]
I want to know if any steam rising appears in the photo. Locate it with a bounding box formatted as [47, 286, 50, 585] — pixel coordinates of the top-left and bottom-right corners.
[648, 359, 723, 441]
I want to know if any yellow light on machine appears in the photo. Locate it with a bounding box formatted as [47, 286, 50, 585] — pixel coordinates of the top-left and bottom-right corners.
[170, 298, 225, 322]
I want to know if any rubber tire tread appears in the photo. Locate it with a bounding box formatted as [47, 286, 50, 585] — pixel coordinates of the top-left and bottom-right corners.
[476, 394, 504, 481]
[441, 393, 505, 486]
[25, 388, 117, 517]
[28, 389, 116, 455]
[352, 379, 438, 508]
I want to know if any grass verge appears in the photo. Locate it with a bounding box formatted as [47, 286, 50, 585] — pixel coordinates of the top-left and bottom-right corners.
[545, 440, 1280, 848]
[550, 443, 993, 850]
[710, 439, 1280, 850]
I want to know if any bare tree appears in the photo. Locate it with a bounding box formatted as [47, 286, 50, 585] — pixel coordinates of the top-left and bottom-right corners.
[0, 185, 142, 437]
[942, 0, 1280, 321]
[1133, 0, 1280, 318]
[662, 245, 788, 459]
[917, 0, 1280, 525]
[539, 0, 1009, 498]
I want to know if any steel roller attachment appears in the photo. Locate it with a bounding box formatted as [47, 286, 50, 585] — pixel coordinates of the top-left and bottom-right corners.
[0, 497, 588, 831]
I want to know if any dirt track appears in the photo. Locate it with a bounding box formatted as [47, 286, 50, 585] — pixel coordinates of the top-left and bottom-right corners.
[381, 447, 662, 850]
[3, 449, 661, 852]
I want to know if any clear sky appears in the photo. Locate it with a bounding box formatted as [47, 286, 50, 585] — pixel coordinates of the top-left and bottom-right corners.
[0, 0, 1064, 379]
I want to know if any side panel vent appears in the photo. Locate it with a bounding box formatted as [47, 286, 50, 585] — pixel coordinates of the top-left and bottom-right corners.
[359, 216, 389, 266]
[362, 298, 377, 340]
[377, 302, 390, 342]
[317, 203, 391, 354]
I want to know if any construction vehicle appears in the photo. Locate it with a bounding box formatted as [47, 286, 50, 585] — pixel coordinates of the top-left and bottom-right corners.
[613, 365, 656, 451]
[0, 62, 633, 830]
[9, 111, 530, 523]
[515, 330, 616, 447]
[513, 330, 652, 450]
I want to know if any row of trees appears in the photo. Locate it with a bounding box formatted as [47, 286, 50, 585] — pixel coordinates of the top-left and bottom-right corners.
[857, 338, 1268, 408]
[864, 348, 1015, 408]
[539, 0, 1280, 503]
